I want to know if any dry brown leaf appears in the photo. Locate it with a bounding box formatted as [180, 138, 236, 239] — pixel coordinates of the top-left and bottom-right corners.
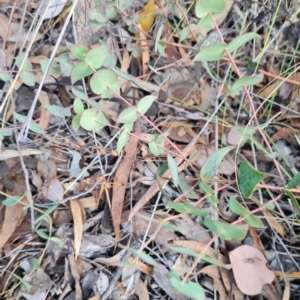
[121, 209, 177, 245]
[263, 209, 285, 237]
[199, 265, 227, 300]
[127, 257, 152, 275]
[135, 279, 150, 300]
[79, 196, 97, 210]
[274, 271, 300, 278]
[0, 204, 23, 250]
[229, 245, 275, 296]
[70, 200, 84, 260]
[0, 14, 42, 42]
[42, 179, 64, 202]
[0, 149, 43, 160]
[38, 90, 51, 132]
[112, 123, 139, 241]
[94, 249, 126, 265]
[218, 253, 244, 300]
[37, 159, 57, 181]
[68, 253, 82, 300]
[258, 80, 279, 99]
[271, 127, 294, 142]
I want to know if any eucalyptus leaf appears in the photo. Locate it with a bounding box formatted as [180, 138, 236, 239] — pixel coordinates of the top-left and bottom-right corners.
[238, 162, 265, 198]
[117, 106, 139, 124]
[200, 146, 234, 180]
[194, 43, 227, 62]
[203, 218, 248, 240]
[195, 0, 225, 18]
[229, 197, 264, 228]
[227, 33, 260, 53]
[71, 62, 94, 84]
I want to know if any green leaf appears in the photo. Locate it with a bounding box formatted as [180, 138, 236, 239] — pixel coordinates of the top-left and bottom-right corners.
[118, 244, 157, 266]
[84, 45, 108, 69]
[229, 197, 264, 228]
[49, 237, 64, 245]
[203, 218, 248, 241]
[117, 122, 133, 154]
[11, 273, 31, 292]
[284, 190, 300, 212]
[238, 162, 265, 198]
[14, 112, 45, 134]
[20, 71, 35, 86]
[137, 95, 156, 114]
[80, 109, 97, 131]
[117, 106, 139, 124]
[197, 14, 214, 29]
[227, 33, 260, 53]
[35, 229, 49, 240]
[72, 115, 81, 132]
[200, 146, 234, 180]
[94, 111, 109, 132]
[60, 53, 73, 76]
[194, 43, 227, 62]
[40, 59, 61, 77]
[167, 154, 178, 187]
[167, 201, 208, 218]
[161, 222, 184, 234]
[16, 53, 32, 70]
[0, 71, 12, 82]
[73, 97, 84, 115]
[199, 182, 219, 204]
[178, 174, 199, 199]
[79, 109, 109, 131]
[149, 134, 165, 156]
[71, 62, 94, 84]
[230, 76, 262, 95]
[2, 195, 22, 206]
[168, 274, 205, 300]
[66, 41, 88, 60]
[90, 69, 120, 98]
[195, 0, 225, 18]
[286, 172, 300, 189]
[72, 86, 88, 100]
[44, 104, 70, 118]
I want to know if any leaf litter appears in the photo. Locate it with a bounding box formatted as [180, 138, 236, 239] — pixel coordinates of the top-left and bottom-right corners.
[0, 0, 300, 299]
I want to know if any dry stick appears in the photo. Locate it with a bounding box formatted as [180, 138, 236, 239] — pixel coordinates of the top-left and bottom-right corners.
[17, 0, 80, 142]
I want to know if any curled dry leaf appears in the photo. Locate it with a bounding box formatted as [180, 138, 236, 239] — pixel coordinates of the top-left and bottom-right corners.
[229, 245, 275, 296]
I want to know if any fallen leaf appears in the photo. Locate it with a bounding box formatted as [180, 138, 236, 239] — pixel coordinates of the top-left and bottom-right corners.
[0, 204, 23, 250]
[40, 0, 68, 20]
[0, 149, 43, 160]
[199, 265, 227, 300]
[42, 179, 64, 202]
[0, 14, 42, 42]
[229, 245, 275, 296]
[38, 90, 51, 132]
[139, 0, 156, 33]
[121, 209, 177, 245]
[112, 122, 140, 241]
[70, 200, 84, 259]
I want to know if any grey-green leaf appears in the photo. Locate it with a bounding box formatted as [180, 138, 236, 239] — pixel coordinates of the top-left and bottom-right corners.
[200, 146, 234, 180]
